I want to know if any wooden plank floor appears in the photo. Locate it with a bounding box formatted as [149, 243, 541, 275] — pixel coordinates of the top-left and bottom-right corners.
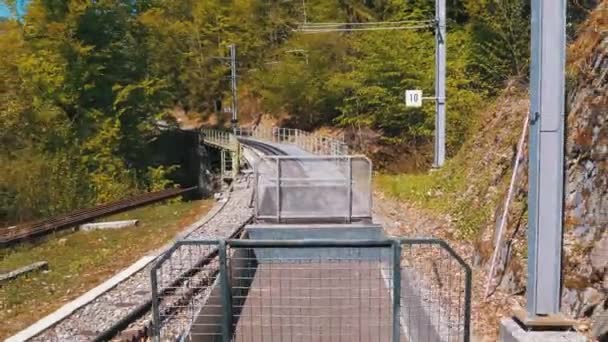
[231, 261, 402, 342]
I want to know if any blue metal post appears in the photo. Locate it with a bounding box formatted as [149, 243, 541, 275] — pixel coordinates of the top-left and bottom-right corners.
[527, 0, 567, 316]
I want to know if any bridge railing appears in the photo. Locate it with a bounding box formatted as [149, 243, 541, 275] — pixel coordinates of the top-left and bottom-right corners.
[200, 128, 234, 150]
[202, 126, 349, 156]
[236, 126, 349, 156]
[150, 238, 472, 342]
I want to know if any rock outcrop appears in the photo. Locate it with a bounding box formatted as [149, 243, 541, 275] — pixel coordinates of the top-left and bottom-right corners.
[378, 3, 607, 339]
[562, 7, 607, 338]
[480, 3, 607, 339]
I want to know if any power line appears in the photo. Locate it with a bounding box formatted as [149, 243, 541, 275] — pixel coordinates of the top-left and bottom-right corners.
[296, 24, 434, 33]
[299, 19, 434, 27]
[295, 19, 435, 33]
[297, 24, 433, 33]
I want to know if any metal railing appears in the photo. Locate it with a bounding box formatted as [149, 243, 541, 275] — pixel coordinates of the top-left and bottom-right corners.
[201, 126, 349, 156]
[200, 129, 234, 150]
[150, 238, 471, 342]
[254, 156, 372, 223]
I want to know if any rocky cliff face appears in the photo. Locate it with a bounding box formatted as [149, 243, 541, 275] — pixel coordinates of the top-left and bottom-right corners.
[561, 7, 607, 337]
[375, 3, 606, 339]
[485, 4, 607, 339]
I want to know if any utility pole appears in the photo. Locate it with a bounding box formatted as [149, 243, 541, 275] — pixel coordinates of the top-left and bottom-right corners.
[229, 44, 238, 130]
[526, 0, 567, 317]
[294, 3, 444, 167]
[434, 0, 446, 168]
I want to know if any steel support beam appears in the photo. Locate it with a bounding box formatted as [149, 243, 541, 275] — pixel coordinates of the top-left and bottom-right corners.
[434, 0, 446, 168]
[220, 149, 226, 179]
[527, 0, 567, 316]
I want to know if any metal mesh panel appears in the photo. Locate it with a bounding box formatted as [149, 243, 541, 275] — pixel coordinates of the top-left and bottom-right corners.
[227, 244, 395, 342]
[255, 156, 372, 222]
[151, 239, 471, 342]
[399, 240, 471, 342]
[151, 242, 220, 341]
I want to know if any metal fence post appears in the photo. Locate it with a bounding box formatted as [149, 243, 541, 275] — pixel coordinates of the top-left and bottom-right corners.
[219, 240, 232, 342]
[276, 158, 282, 223]
[254, 162, 259, 217]
[347, 157, 353, 223]
[317, 136, 323, 154]
[392, 241, 402, 342]
[464, 261, 472, 342]
[150, 267, 161, 342]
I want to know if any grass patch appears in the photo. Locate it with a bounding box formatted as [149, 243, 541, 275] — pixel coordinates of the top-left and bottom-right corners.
[0, 198, 213, 340]
[375, 156, 468, 211]
[375, 153, 502, 239]
[375, 87, 527, 240]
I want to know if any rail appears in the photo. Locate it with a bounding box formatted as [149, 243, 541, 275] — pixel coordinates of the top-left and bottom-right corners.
[0, 187, 196, 247]
[150, 238, 472, 342]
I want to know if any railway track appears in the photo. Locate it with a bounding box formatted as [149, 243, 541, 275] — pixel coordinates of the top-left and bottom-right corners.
[1, 187, 196, 247]
[237, 137, 289, 156]
[20, 181, 253, 342]
[100, 140, 294, 341]
[96, 140, 292, 341]
[18, 139, 292, 342]
[95, 218, 251, 342]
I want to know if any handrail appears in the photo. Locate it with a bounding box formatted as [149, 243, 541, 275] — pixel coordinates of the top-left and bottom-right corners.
[201, 126, 349, 156]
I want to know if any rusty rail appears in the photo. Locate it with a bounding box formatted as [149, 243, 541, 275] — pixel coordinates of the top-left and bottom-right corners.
[0, 187, 196, 247]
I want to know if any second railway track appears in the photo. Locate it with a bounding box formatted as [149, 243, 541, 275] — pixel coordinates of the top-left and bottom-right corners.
[23, 180, 253, 342]
[1, 187, 197, 247]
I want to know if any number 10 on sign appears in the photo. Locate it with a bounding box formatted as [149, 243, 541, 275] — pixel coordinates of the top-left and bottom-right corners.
[405, 90, 423, 107]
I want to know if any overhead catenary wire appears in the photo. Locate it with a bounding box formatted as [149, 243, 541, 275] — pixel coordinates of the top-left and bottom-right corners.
[294, 18, 435, 33]
[299, 19, 435, 27]
[291, 0, 447, 166]
[296, 24, 434, 33]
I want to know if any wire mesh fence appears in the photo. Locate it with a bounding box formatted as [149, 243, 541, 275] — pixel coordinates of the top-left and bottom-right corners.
[151, 241, 221, 341]
[254, 156, 372, 223]
[151, 238, 471, 342]
[398, 239, 471, 342]
[226, 241, 396, 342]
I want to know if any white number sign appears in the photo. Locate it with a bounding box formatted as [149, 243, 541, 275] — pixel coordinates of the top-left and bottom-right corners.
[405, 90, 423, 108]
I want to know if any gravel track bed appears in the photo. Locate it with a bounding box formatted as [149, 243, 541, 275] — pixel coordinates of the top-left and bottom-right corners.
[31, 180, 253, 342]
[185, 180, 253, 240]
